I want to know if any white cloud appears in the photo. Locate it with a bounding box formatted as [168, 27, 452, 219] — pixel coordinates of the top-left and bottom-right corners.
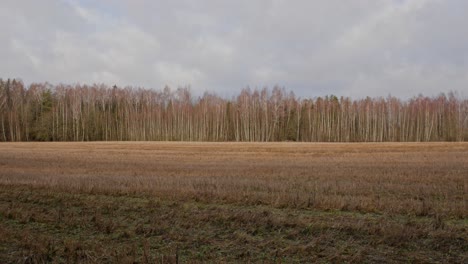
[153, 62, 205, 90]
[10, 38, 41, 68]
[0, 0, 467, 98]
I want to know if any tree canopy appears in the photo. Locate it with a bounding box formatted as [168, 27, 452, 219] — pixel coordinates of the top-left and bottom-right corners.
[1, 79, 467, 142]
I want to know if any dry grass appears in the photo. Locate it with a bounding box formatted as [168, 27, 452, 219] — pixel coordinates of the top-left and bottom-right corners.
[0, 142, 467, 262]
[1, 142, 466, 217]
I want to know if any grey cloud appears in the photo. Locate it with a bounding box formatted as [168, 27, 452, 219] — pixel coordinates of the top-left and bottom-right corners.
[0, 0, 467, 98]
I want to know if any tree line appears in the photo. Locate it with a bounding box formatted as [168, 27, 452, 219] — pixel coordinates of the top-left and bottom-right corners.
[1, 78, 467, 142]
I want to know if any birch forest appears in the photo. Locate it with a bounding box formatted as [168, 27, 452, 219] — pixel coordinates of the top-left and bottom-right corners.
[1, 78, 467, 142]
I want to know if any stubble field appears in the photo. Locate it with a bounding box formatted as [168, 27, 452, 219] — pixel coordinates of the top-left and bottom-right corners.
[0, 142, 467, 263]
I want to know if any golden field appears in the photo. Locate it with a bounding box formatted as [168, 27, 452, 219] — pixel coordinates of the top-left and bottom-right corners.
[0, 142, 467, 263]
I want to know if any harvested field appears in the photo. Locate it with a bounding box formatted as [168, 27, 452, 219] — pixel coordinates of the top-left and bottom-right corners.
[0, 142, 467, 263]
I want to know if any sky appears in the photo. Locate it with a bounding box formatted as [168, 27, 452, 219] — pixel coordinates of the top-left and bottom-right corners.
[1, 0, 467, 98]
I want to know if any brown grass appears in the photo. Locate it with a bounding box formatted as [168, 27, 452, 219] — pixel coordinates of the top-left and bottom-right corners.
[1, 142, 466, 217]
[0, 142, 467, 262]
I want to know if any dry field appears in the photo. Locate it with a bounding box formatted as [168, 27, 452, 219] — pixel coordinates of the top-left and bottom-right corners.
[0, 142, 467, 263]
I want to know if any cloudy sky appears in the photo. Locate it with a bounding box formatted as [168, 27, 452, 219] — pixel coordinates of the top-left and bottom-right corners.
[1, 0, 467, 98]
